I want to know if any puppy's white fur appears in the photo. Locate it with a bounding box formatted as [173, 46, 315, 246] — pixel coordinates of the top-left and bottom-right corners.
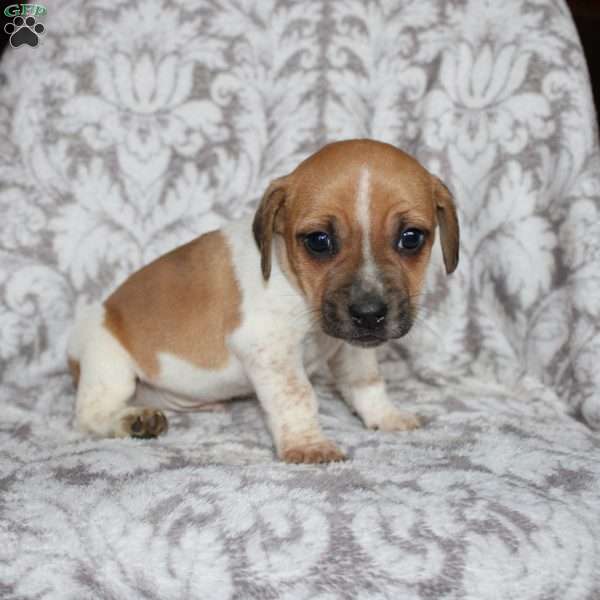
[69, 304, 138, 437]
[356, 167, 382, 292]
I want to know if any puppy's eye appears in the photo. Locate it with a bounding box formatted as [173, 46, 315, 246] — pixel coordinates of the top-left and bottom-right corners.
[304, 231, 334, 256]
[397, 228, 425, 253]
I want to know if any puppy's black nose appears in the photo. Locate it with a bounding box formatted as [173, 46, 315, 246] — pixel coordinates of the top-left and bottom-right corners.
[348, 297, 388, 330]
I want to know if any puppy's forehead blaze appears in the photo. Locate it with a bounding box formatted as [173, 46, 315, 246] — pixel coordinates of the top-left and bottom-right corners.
[288, 141, 434, 221]
[288, 155, 435, 251]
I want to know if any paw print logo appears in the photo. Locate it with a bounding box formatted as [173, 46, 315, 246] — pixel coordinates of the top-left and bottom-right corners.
[4, 16, 45, 48]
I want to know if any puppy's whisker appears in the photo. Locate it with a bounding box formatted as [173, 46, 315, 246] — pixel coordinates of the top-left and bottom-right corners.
[411, 305, 443, 322]
[288, 306, 322, 329]
[412, 304, 451, 319]
[408, 314, 445, 342]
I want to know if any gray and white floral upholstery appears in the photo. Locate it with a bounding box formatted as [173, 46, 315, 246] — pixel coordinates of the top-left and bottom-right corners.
[1, 1, 600, 598]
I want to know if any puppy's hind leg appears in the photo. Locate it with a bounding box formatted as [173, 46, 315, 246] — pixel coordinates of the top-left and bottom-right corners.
[74, 318, 167, 439]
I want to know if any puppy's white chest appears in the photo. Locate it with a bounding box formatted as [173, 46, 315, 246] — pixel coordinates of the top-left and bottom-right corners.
[303, 331, 342, 376]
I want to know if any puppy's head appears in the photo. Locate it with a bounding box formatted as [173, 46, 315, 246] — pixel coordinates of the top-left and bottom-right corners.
[253, 139, 459, 347]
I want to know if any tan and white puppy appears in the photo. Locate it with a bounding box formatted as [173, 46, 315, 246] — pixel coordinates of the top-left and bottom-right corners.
[68, 139, 459, 463]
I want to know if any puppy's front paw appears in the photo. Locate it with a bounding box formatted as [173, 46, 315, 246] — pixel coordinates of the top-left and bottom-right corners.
[368, 409, 421, 432]
[281, 439, 346, 464]
[121, 408, 168, 439]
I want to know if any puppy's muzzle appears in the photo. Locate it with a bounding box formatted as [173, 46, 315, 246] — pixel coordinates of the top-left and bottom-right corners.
[322, 283, 413, 348]
[348, 295, 388, 331]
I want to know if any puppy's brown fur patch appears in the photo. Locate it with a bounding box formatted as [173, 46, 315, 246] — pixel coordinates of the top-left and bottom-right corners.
[104, 231, 241, 380]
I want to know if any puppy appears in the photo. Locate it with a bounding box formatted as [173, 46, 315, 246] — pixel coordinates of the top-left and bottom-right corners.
[68, 139, 459, 463]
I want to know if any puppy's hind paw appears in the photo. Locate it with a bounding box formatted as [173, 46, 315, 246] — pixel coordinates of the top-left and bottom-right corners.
[121, 408, 168, 439]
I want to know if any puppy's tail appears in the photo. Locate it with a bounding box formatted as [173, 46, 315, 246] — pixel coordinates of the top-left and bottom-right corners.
[66, 302, 105, 388]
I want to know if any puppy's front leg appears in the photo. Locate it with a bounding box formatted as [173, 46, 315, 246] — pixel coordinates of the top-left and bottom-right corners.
[329, 343, 421, 432]
[240, 348, 346, 464]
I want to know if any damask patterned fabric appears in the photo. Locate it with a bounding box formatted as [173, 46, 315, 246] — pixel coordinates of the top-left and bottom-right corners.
[1, 1, 599, 598]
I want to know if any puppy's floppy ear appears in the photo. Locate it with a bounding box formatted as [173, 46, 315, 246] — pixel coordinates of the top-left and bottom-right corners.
[253, 177, 287, 281]
[431, 176, 459, 274]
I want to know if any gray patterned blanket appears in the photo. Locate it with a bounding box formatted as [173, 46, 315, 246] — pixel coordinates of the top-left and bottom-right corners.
[1, 1, 599, 598]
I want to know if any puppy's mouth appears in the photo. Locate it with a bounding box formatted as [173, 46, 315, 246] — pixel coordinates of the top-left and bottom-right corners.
[346, 332, 388, 348]
[324, 325, 412, 348]
[321, 300, 413, 347]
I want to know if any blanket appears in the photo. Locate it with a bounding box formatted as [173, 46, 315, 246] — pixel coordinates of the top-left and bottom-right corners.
[1, 0, 599, 598]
